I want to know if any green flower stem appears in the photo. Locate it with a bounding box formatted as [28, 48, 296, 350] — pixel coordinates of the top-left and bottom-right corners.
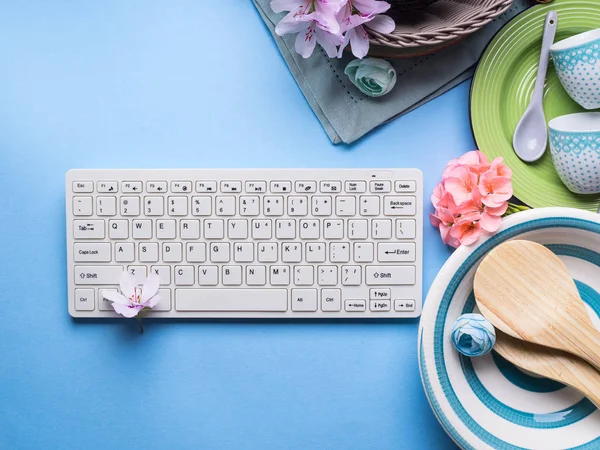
[504, 202, 531, 216]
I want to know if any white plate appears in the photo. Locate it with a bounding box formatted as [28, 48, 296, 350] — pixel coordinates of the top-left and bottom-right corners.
[419, 207, 600, 450]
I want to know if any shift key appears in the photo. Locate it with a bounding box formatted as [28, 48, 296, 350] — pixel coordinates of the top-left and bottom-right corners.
[365, 266, 415, 285]
[75, 266, 123, 284]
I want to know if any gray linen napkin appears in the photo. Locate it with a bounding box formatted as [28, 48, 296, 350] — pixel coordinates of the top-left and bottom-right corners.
[253, 0, 534, 144]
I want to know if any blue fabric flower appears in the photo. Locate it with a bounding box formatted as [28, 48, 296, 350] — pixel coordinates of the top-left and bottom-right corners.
[451, 313, 496, 357]
[344, 58, 397, 98]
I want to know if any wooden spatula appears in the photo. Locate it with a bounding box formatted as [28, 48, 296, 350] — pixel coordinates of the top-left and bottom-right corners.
[473, 240, 600, 372]
[494, 330, 600, 408]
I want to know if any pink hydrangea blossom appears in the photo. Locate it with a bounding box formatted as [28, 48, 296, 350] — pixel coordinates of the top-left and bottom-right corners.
[430, 150, 513, 248]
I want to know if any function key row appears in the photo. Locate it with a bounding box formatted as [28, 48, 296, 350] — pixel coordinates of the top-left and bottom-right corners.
[73, 180, 417, 194]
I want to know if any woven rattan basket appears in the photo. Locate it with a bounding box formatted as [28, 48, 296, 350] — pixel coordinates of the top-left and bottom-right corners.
[367, 0, 513, 57]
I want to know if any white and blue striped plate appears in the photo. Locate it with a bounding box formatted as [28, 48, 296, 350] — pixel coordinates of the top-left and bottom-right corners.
[419, 208, 600, 450]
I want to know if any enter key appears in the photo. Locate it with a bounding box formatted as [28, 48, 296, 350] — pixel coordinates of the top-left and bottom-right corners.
[377, 243, 415, 262]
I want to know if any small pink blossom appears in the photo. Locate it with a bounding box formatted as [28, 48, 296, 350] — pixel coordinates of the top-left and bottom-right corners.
[102, 271, 161, 318]
[430, 150, 514, 248]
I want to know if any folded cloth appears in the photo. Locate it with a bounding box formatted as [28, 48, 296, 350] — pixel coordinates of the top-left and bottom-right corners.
[253, 0, 533, 144]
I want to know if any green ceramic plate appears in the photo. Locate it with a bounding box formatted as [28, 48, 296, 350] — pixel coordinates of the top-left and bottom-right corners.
[471, 0, 600, 211]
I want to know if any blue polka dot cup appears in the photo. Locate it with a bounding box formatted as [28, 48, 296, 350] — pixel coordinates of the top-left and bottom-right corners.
[550, 29, 600, 110]
[549, 112, 600, 194]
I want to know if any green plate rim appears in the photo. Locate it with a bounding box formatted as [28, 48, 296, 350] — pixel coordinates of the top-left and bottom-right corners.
[469, 0, 600, 212]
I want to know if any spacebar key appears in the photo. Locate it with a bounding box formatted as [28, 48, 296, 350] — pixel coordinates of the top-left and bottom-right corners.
[176, 289, 288, 312]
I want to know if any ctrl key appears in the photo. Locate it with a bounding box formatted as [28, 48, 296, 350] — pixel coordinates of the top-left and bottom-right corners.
[75, 289, 95, 311]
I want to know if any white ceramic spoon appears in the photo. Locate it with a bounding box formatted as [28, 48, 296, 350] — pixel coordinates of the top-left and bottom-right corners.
[512, 11, 557, 162]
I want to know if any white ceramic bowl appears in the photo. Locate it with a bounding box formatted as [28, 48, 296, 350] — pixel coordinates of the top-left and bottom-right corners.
[550, 29, 600, 110]
[419, 207, 600, 450]
[548, 112, 600, 194]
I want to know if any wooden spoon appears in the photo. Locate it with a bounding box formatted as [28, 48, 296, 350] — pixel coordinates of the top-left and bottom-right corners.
[473, 240, 600, 372]
[494, 330, 600, 409]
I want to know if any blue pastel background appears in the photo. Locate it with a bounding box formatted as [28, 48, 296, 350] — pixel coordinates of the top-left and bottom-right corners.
[0, 1, 471, 448]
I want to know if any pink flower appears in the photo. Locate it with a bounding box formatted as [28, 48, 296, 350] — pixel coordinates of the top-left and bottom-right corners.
[336, 0, 395, 59]
[443, 165, 478, 205]
[479, 170, 513, 208]
[451, 219, 482, 246]
[430, 150, 514, 248]
[273, 0, 345, 58]
[102, 271, 161, 318]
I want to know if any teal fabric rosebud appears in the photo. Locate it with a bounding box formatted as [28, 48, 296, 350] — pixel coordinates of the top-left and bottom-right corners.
[451, 313, 496, 357]
[344, 58, 397, 98]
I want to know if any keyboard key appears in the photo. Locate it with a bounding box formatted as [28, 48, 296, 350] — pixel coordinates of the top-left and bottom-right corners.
[168, 197, 188, 216]
[245, 181, 267, 193]
[263, 196, 284, 216]
[370, 288, 391, 300]
[394, 299, 416, 312]
[176, 289, 287, 311]
[345, 181, 366, 193]
[75, 288, 95, 311]
[210, 242, 230, 263]
[383, 196, 416, 216]
[305, 243, 326, 263]
[359, 196, 380, 216]
[74, 243, 111, 262]
[180, 220, 200, 239]
[97, 197, 117, 216]
[353, 242, 374, 262]
[74, 265, 123, 285]
[312, 196, 332, 216]
[222, 265, 243, 285]
[370, 180, 391, 193]
[372, 219, 392, 239]
[246, 265, 266, 285]
[294, 266, 314, 285]
[228, 219, 248, 239]
[221, 181, 242, 193]
[234, 242, 254, 262]
[270, 265, 290, 285]
[341, 265, 361, 285]
[295, 181, 316, 193]
[276, 219, 296, 239]
[127, 265, 147, 283]
[73, 197, 93, 216]
[288, 196, 308, 216]
[98, 181, 118, 193]
[330, 243, 350, 263]
[198, 266, 219, 285]
[109, 220, 128, 239]
[175, 265, 195, 286]
[120, 197, 140, 216]
[320, 181, 341, 193]
[204, 219, 225, 239]
[216, 196, 236, 216]
[377, 243, 416, 262]
[282, 242, 302, 263]
[365, 266, 416, 285]
[335, 196, 356, 216]
[192, 196, 212, 216]
[257, 243, 277, 262]
[318, 266, 337, 286]
[395, 180, 416, 193]
[345, 300, 366, 312]
[292, 289, 317, 311]
[195, 181, 217, 193]
[115, 243, 135, 262]
[270, 181, 292, 193]
[396, 219, 416, 239]
[186, 242, 206, 262]
[324, 220, 343, 239]
[370, 300, 391, 312]
[321, 289, 341, 311]
[171, 181, 192, 193]
[163, 242, 183, 262]
[152, 289, 172, 311]
[145, 197, 164, 216]
[150, 266, 171, 285]
[157, 219, 176, 239]
[147, 181, 167, 193]
[74, 220, 104, 239]
[133, 220, 152, 239]
[122, 181, 142, 193]
[99, 289, 117, 311]
[348, 219, 368, 239]
[73, 181, 93, 193]
[139, 242, 159, 262]
[239, 196, 260, 216]
[299, 219, 320, 239]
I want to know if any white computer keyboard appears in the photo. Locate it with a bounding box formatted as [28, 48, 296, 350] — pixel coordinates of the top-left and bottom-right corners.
[66, 169, 423, 319]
